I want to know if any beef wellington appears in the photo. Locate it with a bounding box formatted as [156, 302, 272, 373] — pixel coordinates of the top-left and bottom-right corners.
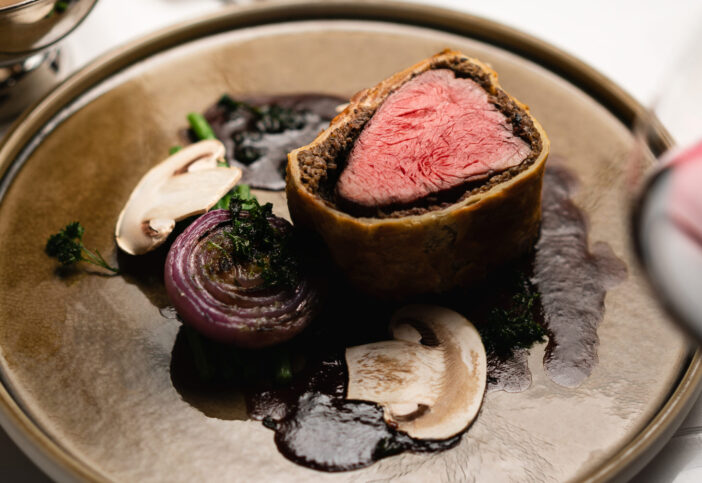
[286, 50, 550, 298]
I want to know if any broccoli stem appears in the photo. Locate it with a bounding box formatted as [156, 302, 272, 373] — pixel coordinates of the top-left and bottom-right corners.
[234, 184, 256, 211]
[211, 183, 254, 211]
[234, 184, 251, 200]
[187, 113, 216, 140]
[185, 327, 216, 381]
[211, 195, 231, 211]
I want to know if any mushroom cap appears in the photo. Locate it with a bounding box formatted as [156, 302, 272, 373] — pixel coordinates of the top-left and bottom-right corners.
[115, 140, 242, 255]
[346, 304, 486, 440]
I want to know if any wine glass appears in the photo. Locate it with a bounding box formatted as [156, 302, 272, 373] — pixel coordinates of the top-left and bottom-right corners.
[631, 27, 702, 343]
[626, 23, 702, 483]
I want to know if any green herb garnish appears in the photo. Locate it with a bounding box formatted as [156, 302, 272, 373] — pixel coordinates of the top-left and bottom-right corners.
[45, 222, 119, 274]
[224, 191, 299, 289]
[478, 275, 545, 358]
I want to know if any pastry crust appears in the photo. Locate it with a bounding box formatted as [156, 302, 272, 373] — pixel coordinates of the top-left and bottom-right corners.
[286, 50, 550, 298]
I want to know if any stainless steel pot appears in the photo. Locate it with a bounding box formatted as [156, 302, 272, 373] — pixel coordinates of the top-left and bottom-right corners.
[0, 0, 98, 121]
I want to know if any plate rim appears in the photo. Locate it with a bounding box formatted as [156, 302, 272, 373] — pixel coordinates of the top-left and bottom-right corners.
[0, 1, 697, 481]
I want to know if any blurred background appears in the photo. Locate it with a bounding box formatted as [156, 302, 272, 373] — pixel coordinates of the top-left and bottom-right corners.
[1, 1, 702, 481]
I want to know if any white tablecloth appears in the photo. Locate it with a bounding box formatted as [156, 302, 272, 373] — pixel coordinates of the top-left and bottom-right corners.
[2, 1, 701, 481]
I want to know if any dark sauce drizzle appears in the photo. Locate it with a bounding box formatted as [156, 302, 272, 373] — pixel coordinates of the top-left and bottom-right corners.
[250, 355, 459, 472]
[533, 163, 628, 387]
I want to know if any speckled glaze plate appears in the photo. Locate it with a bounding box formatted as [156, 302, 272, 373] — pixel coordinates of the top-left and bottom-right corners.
[0, 1, 700, 482]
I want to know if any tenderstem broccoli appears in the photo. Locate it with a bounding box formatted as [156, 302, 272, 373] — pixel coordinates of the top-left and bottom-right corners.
[212, 183, 255, 211]
[187, 112, 216, 141]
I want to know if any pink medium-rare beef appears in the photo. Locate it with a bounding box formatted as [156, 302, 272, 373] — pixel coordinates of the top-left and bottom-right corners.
[337, 69, 532, 209]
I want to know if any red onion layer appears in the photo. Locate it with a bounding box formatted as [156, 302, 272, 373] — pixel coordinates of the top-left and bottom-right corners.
[164, 209, 319, 347]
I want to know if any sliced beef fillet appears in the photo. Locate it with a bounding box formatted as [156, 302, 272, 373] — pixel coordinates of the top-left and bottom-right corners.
[286, 50, 550, 298]
[338, 69, 531, 211]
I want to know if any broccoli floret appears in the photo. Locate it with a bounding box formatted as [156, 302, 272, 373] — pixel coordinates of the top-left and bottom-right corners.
[45, 222, 119, 274]
[478, 274, 546, 358]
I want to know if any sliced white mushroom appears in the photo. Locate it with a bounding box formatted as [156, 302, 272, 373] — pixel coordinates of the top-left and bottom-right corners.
[345, 305, 486, 440]
[115, 140, 242, 255]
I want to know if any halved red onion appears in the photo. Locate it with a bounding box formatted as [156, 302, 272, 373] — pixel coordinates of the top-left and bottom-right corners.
[164, 209, 319, 347]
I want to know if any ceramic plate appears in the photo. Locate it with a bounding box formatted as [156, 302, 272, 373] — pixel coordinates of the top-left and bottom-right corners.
[0, 2, 700, 481]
